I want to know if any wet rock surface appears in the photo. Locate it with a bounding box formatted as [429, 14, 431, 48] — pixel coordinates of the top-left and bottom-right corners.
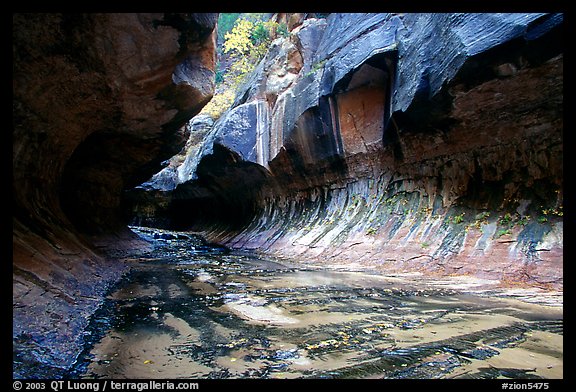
[12, 13, 217, 378]
[127, 13, 563, 289]
[13, 12, 564, 380]
[70, 228, 562, 379]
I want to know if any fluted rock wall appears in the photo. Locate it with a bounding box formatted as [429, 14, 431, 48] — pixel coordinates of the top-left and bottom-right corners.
[13, 13, 217, 377]
[129, 13, 563, 288]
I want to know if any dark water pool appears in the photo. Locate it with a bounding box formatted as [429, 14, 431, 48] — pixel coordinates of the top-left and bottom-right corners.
[70, 227, 563, 379]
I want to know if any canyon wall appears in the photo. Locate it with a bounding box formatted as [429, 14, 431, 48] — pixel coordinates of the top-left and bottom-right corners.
[13, 13, 217, 377]
[130, 13, 563, 288]
[12, 12, 563, 379]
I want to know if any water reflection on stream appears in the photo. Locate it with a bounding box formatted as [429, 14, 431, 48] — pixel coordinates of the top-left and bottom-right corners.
[74, 227, 562, 379]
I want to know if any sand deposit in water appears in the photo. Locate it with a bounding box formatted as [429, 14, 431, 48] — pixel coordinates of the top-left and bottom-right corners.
[72, 227, 563, 379]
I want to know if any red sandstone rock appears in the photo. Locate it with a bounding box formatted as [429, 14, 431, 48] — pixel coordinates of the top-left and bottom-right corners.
[12, 13, 217, 377]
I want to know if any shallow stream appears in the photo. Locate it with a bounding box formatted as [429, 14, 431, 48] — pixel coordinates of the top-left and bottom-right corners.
[72, 227, 563, 379]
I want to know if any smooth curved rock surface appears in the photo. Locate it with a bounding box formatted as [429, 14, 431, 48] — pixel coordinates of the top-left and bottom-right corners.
[13, 13, 217, 378]
[13, 11, 562, 379]
[129, 13, 563, 289]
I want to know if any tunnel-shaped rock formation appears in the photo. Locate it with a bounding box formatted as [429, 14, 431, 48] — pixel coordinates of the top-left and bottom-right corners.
[13, 12, 563, 379]
[13, 13, 217, 377]
[129, 13, 563, 289]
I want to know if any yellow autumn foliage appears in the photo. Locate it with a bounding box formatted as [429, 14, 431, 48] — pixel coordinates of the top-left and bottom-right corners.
[200, 88, 235, 120]
[202, 17, 290, 120]
[223, 19, 255, 57]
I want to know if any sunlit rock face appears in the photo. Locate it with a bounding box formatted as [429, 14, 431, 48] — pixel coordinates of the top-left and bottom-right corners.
[130, 13, 562, 288]
[13, 13, 217, 377]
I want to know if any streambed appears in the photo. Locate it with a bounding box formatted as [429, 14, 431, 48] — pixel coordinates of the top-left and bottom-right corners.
[72, 227, 562, 379]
